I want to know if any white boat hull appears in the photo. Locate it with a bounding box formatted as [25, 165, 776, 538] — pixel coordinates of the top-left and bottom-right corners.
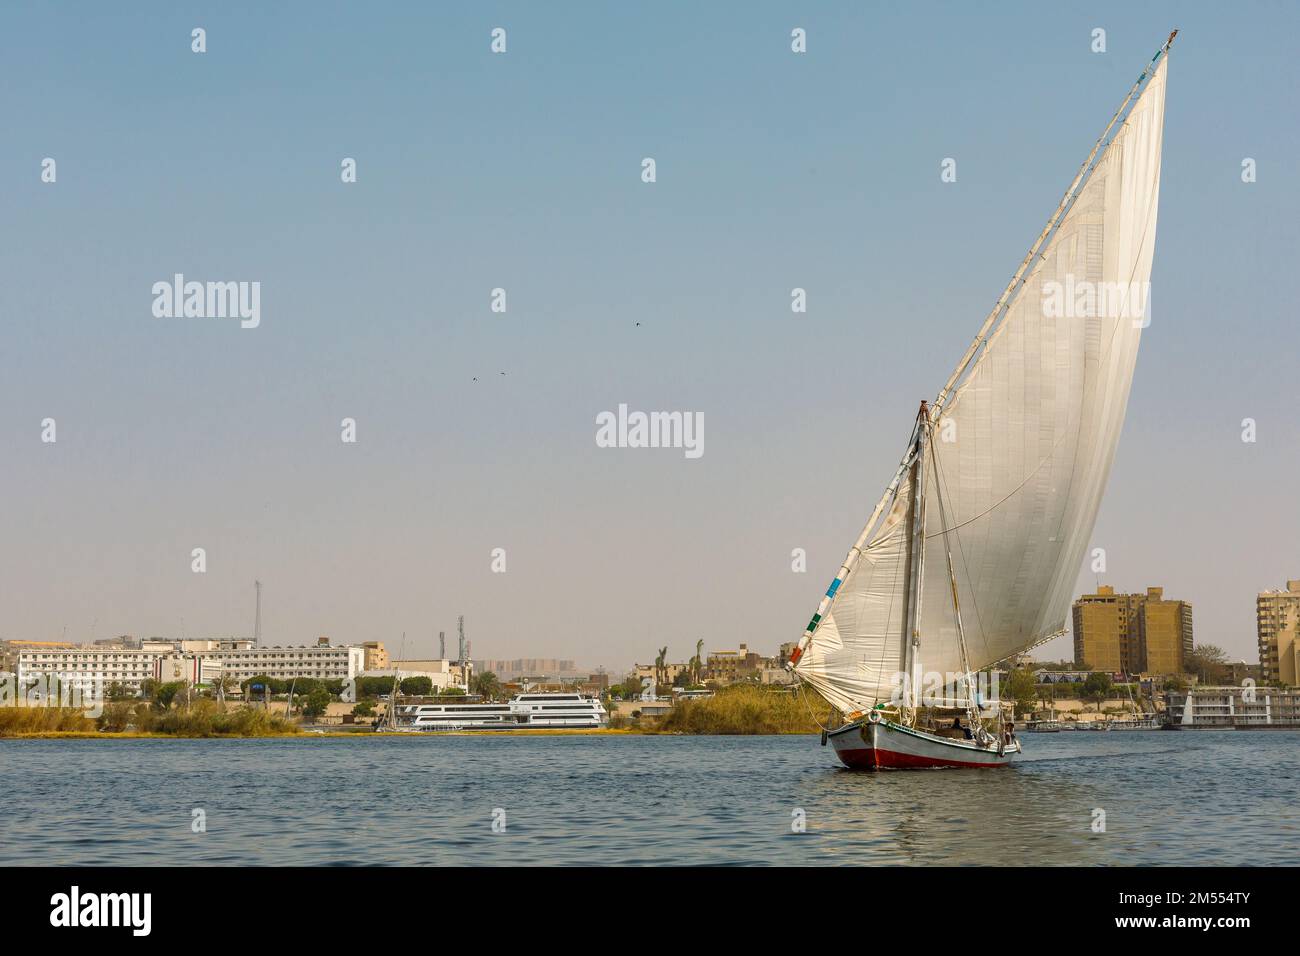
[827, 716, 1020, 770]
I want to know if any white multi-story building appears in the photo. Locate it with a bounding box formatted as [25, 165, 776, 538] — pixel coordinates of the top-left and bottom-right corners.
[17, 647, 161, 692]
[206, 643, 365, 683]
[18, 641, 366, 692]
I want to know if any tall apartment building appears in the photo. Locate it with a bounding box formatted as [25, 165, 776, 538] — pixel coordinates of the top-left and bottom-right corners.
[1257, 580, 1300, 685]
[1073, 585, 1192, 676]
[1136, 587, 1194, 675]
[1072, 586, 1141, 672]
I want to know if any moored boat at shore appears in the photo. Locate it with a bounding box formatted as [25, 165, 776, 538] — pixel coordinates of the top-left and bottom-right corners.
[385, 693, 609, 732]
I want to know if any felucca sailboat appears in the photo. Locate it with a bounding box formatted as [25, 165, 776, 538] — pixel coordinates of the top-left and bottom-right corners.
[787, 32, 1174, 769]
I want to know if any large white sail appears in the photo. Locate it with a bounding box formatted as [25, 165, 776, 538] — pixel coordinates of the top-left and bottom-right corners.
[794, 53, 1167, 714]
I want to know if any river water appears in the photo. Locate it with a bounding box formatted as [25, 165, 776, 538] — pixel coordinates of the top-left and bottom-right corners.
[2, 731, 1294, 865]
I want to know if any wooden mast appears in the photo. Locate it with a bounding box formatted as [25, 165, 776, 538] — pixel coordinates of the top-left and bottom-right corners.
[901, 402, 930, 725]
[386, 632, 406, 730]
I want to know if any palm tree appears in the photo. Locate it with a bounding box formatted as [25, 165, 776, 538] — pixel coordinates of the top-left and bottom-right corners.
[1036, 682, 1055, 719]
[471, 671, 503, 701]
[1082, 672, 1113, 713]
[655, 647, 668, 689]
[692, 639, 704, 684]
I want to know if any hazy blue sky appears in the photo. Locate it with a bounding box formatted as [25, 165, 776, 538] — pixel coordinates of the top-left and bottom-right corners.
[2, 2, 1297, 670]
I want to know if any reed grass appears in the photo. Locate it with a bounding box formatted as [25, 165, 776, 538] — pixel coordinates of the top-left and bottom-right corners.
[1, 702, 300, 737]
[124, 700, 300, 736]
[0, 707, 97, 735]
[652, 684, 831, 735]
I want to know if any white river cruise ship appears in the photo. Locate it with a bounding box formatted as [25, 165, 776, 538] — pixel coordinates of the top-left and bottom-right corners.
[390, 693, 608, 732]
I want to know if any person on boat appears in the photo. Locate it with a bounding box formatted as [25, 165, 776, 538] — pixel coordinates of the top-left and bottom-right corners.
[951, 717, 973, 740]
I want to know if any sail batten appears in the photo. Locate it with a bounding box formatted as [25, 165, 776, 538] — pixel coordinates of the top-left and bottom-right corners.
[794, 48, 1168, 712]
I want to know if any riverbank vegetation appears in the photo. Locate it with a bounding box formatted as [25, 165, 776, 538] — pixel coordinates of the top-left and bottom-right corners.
[0, 707, 97, 735]
[97, 700, 300, 736]
[651, 685, 832, 735]
[0, 702, 300, 737]
[3, 681, 838, 739]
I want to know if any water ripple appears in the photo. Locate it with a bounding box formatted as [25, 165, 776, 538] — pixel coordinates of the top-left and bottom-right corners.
[0, 732, 1294, 865]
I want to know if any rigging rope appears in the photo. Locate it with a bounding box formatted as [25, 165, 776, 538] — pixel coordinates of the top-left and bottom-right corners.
[794, 673, 836, 734]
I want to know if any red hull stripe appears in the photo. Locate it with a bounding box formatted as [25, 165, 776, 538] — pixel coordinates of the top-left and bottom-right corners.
[835, 747, 1009, 770]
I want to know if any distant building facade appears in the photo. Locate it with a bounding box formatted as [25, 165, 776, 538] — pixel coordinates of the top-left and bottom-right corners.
[389, 659, 473, 690]
[632, 662, 690, 685]
[1257, 580, 1300, 686]
[361, 641, 389, 670]
[93, 635, 141, 649]
[1222, 660, 1263, 685]
[475, 659, 577, 680]
[0, 640, 76, 675]
[704, 644, 763, 684]
[1073, 586, 1192, 676]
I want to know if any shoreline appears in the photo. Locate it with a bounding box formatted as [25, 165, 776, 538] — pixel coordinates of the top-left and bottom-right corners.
[0, 727, 820, 740]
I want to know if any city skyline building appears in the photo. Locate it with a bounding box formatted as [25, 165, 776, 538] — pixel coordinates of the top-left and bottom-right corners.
[1073, 586, 1193, 676]
[1257, 580, 1300, 685]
